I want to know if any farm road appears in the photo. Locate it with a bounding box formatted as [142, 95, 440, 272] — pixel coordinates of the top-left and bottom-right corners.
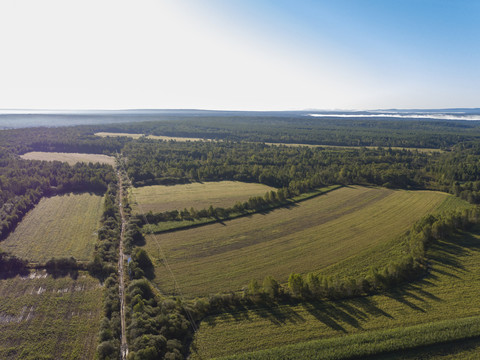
[117, 168, 128, 360]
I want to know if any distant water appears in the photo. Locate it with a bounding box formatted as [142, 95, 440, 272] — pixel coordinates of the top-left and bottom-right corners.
[309, 112, 480, 121]
[0, 110, 174, 129]
[1, 108, 479, 130]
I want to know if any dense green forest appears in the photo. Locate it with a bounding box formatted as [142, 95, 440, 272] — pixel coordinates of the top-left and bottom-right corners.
[93, 116, 480, 148]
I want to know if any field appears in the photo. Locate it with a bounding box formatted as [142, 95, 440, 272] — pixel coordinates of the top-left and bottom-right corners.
[95, 132, 210, 142]
[1, 193, 104, 263]
[0, 271, 102, 360]
[130, 181, 276, 214]
[189, 228, 480, 359]
[143, 186, 467, 297]
[20, 151, 115, 166]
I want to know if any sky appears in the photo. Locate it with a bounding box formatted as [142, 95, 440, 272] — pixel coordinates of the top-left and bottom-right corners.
[0, 0, 479, 111]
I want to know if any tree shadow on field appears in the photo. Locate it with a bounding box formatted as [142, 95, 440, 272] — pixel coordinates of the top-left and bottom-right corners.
[255, 303, 306, 326]
[300, 297, 394, 333]
[384, 280, 445, 313]
[204, 295, 398, 334]
[428, 231, 480, 273]
[348, 297, 394, 319]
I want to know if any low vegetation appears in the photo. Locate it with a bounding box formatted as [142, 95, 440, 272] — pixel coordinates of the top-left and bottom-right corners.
[1, 193, 104, 263]
[0, 271, 102, 360]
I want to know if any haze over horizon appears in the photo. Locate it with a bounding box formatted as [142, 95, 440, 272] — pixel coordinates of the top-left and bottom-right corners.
[0, 0, 479, 111]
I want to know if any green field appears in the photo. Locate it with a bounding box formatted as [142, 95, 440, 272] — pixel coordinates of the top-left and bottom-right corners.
[1, 193, 104, 263]
[189, 228, 480, 359]
[0, 271, 102, 360]
[20, 151, 115, 166]
[130, 181, 276, 214]
[143, 186, 467, 297]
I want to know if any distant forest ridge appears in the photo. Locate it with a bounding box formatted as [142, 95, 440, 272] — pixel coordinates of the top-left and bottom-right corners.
[1, 108, 480, 129]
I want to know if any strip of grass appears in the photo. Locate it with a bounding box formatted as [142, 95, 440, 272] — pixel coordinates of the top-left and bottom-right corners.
[0, 271, 102, 360]
[214, 316, 480, 360]
[1, 193, 104, 263]
[189, 229, 480, 359]
[20, 151, 115, 166]
[144, 186, 458, 297]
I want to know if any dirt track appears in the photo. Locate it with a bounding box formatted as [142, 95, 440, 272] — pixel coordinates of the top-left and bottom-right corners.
[117, 167, 129, 359]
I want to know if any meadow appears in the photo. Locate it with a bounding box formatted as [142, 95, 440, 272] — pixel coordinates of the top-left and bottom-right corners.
[1, 193, 104, 263]
[20, 151, 115, 166]
[189, 228, 480, 359]
[130, 181, 276, 214]
[0, 271, 102, 360]
[143, 186, 465, 297]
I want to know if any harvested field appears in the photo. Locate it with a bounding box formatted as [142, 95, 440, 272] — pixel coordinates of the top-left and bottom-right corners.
[95, 132, 210, 142]
[130, 181, 276, 214]
[0, 271, 102, 360]
[144, 186, 462, 297]
[95, 132, 144, 139]
[20, 151, 115, 166]
[1, 193, 104, 263]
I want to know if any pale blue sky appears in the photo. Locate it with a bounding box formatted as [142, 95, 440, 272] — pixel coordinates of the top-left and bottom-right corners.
[0, 0, 478, 110]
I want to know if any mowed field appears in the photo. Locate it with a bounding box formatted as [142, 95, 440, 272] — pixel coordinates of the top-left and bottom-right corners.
[1, 193, 104, 263]
[20, 151, 115, 166]
[95, 132, 209, 142]
[189, 229, 480, 359]
[0, 271, 102, 360]
[143, 186, 465, 297]
[130, 181, 276, 214]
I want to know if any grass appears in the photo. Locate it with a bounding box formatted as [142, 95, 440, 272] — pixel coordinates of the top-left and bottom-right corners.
[130, 181, 276, 214]
[189, 228, 480, 359]
[0, 271, 102, 360]
[20, 151, 115, 166]
[1, 193, 104, 263]
[143, 186, 465, 297]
